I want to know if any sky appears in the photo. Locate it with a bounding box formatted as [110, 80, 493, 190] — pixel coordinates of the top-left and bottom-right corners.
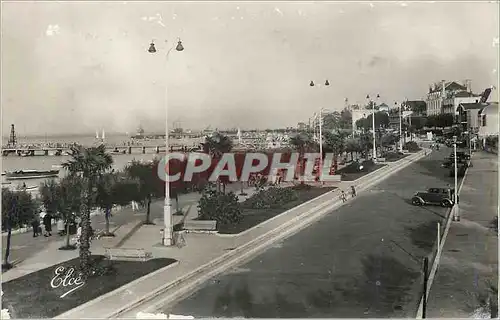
[1, 1, 499, 136]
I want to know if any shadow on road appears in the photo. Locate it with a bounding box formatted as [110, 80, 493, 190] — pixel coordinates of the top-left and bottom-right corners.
[405, 220, 440, 250]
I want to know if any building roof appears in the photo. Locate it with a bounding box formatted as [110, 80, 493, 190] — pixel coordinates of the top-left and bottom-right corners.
[454, 90, 475, 98]
[458, 102, 484, 111]
[429, 81, 467, 93]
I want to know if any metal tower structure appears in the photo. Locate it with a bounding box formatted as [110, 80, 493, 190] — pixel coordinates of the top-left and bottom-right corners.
[8, 124, 17, 147]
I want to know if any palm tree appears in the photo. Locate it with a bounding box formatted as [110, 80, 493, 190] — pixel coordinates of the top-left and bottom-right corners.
[2, 188, 38, 269]
[202, 132, 233, 193]
[62, 144, 113, 277]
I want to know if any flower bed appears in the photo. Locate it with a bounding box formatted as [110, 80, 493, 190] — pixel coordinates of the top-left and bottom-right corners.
[217, 185, 336, 235]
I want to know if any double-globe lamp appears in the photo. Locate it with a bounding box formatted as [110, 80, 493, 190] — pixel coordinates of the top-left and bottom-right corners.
[147, 38, 184, 246]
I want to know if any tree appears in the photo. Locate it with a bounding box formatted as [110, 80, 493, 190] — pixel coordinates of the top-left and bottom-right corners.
[40, 176, 83, 250]
[323, 130, 348, 171]
[2, 188, 38, 269]
[359, 132, 373, 160]
[62, 144, 113, 278]
[322, 112, 341, 131]
[356, 112, 389, 131]
[124, 159, 164, 225]
[344, 137, 362, 162]
[339, 108, 353, 130]
[202, 132, 233, 193]
[198, 185, 242, 226]
[96, 172, 139, 236]
[289, 133, 315, 182]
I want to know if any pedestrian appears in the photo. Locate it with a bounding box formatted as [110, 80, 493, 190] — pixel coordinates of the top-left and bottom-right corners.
[43, 212, 52, 237]
[131, 200, 139, 211]
[31, 214, 40, 237]
[351, 185, 357, 198]
[340, 190, 347, 203]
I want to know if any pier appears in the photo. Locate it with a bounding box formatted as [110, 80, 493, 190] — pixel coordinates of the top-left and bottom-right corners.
[1, 144, 201, 157]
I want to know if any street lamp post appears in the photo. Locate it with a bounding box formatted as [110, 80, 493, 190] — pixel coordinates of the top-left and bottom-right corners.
[310, 80, 329, 182]
[397, 101, 403, 152]
[367, 94, 380, 162]
[148, 38, 184, 246]
[452, 135, 460, 221]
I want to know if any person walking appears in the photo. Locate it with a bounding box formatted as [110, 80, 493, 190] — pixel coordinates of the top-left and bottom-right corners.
[131, 200, 139, 211]
[31, 214, 40, 237]
[351, 185, 357, 198]
[43, 213, 52, 237]
[340, 190, 347, 203]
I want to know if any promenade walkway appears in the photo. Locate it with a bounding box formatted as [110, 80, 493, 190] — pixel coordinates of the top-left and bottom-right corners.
[53, 152, 425, 319]
[426, 151, 498, 317]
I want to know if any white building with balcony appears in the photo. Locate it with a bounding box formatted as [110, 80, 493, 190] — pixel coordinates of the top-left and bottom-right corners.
[478, 102, 499, 139]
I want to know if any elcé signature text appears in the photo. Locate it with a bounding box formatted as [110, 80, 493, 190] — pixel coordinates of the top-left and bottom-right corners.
[50, 266, 86, 298]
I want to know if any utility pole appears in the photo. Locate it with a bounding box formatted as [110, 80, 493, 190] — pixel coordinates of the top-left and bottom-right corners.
[422, 257, 429, 318]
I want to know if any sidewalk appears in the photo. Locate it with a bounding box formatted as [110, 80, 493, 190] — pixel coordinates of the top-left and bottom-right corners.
[426, 151, 498, 317]
[54, 150, 426, 319]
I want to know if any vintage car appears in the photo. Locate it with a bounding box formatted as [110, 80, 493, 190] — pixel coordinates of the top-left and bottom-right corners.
[411, 187, 457, 207]
[442, 156, 469, 168]
[449, 163, 468, 177]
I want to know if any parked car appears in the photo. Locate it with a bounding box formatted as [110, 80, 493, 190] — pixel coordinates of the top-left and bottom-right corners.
[450, 151, 470, 160]
[442, 156, 469, 168]
[411, 187, 457, 207]
[449, 163, 467, 177]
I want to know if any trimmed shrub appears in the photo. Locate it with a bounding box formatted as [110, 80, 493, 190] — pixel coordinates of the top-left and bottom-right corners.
[403, 141, 421, 152]
[198, 188, 242, 226]
[242, 187, 298, 209]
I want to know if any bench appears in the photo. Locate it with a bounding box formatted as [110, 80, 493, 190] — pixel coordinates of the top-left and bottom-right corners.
[184, 220, 217, 231]
[377, 157, 386, 162]
[104, 247, 152, 262]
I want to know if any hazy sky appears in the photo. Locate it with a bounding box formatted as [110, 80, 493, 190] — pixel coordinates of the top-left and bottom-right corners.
[2, 1, 498, 135]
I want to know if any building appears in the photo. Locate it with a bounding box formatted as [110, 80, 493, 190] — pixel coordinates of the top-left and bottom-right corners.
[351, 109, 372, 131]
[456, 102, 484, 133]
[478, 102, 499, 139]
[378, 103, 389, 112]
[426, 80, 480, 116]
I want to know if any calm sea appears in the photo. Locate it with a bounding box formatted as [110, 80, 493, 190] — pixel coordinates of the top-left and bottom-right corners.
[1, 133, 201, 193]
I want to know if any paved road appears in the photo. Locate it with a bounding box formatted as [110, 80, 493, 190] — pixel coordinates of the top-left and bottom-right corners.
[165, 147, 464, 318]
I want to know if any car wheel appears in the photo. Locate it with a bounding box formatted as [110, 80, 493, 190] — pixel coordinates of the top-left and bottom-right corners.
[412, 198, 423, 206]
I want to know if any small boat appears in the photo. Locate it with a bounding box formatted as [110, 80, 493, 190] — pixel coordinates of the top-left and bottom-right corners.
[5, 169, 59, 180]
[1, 171, 5, 176]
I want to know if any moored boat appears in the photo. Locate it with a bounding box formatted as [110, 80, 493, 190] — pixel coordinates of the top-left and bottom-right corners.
[5, 169, 59, 180]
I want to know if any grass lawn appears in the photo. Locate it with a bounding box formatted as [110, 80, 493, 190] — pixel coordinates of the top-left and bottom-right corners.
[217, 186, 336, 235]
[337, 160, 386, 182]
[1, 255, 176, 319]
